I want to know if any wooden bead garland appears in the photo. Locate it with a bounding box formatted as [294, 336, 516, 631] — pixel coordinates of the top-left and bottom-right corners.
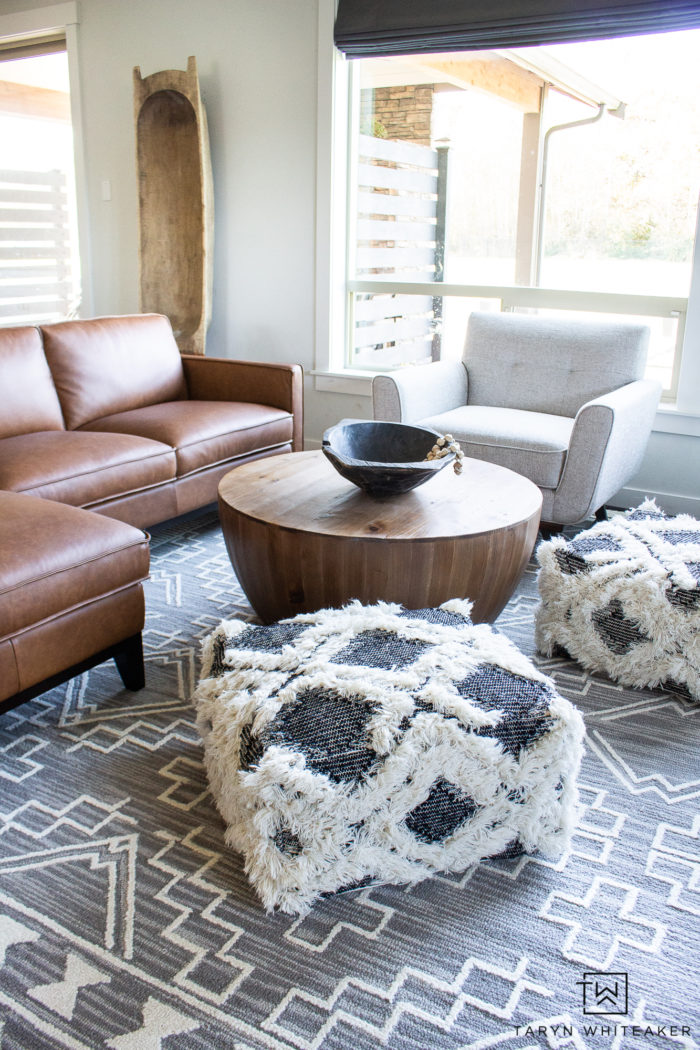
[425, 433, 464, 475]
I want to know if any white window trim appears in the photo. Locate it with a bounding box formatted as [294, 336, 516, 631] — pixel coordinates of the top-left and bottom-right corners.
[0, 2, 93, 317]
[314, 0, 700, 435]
[675, 194, 700, 417]
[314, 0, 349, 388]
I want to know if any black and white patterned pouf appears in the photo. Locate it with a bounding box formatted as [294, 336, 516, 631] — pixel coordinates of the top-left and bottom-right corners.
[195, 600, 584, 913]
[536, 500, 700, 700]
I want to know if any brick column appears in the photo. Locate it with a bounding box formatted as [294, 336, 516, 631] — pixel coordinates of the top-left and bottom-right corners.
[360, 85, 435, 145]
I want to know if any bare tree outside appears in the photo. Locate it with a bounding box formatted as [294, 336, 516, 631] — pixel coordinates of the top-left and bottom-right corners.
[431, 29, 700, 297]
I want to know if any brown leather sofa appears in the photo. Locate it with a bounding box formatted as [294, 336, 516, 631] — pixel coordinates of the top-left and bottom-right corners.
[0, 313, 303, 712]
[0, 312, 303, 527]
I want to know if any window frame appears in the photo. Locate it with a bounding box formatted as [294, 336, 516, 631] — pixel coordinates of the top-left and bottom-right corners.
[314, 0, 700, 433]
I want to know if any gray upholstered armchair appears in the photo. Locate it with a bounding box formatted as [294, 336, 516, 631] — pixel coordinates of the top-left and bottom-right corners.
[372, 312, 661, 526]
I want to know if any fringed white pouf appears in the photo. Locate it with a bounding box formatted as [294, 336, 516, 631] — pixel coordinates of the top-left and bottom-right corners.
[194, 600, 584, 914]
[536, 500, 700, 700]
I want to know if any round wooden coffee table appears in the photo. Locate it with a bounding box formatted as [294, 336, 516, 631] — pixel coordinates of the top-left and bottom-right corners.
[218, 450, 542, 624]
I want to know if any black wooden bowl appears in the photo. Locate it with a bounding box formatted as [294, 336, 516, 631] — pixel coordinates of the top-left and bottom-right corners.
[321, 419, 454, 498]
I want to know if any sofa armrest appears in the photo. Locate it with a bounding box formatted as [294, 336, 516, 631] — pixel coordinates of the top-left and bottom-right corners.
[552, 378, 661, 524]
[181, 355, 304, 451]
[372, 361, 468, 423]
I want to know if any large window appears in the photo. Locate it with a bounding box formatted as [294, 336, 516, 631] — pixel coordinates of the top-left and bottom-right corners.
[341, 29, 700, 400]
[0, 40, 81, 325]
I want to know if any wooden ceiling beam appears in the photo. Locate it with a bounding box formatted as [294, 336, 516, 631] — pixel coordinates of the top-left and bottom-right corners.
[0, 80, 70, 122]
[415, 54, 543, 112]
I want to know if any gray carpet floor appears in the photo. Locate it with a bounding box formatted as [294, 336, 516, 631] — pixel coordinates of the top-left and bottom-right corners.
[1, 507, 698, 1049]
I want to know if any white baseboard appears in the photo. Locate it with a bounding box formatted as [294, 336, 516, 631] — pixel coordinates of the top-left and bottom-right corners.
[615, 486, 700, 518]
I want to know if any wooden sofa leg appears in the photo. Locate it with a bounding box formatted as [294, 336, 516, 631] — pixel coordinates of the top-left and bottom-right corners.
[114, 633, 146, 691]
[595, 505, 609, 522]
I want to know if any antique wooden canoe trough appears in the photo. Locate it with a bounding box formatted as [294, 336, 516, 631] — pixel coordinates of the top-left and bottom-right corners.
[134, 55, 213, 355]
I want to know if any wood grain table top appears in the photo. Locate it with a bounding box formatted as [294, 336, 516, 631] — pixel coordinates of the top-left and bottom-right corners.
[218, 450, 542, 541]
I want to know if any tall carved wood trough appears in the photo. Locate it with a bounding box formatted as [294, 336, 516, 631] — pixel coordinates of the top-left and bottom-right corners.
[134, 56, 213, 355]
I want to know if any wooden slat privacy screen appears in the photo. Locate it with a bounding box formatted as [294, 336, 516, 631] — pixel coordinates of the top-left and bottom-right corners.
[0, 169, 77, 324]
[351, 134, 447, 369]
[335, 1, 700, 57]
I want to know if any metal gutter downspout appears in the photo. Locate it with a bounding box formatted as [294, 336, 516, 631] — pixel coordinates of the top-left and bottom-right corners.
[535, 102, 609, 286]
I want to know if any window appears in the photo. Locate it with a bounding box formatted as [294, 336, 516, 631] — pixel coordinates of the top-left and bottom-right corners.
[333, 28, 700, 401]
[0, 39, 81, 325]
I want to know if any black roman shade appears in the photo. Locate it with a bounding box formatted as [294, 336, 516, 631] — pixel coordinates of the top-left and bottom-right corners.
[334, 1, 700, 56]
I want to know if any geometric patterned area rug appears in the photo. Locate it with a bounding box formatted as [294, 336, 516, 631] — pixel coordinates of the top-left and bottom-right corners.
[1, 507, 698, 1049]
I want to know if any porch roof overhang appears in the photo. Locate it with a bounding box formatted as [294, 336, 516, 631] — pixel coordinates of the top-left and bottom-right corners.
[501, 48, 624, 114]
[362, 48, 624, 115]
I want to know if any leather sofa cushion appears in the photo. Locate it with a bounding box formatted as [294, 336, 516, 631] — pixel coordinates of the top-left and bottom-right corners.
[0, 431, 176, 507]
[0, 326, 65, 438]
[81, 401, 294, 477]
[41, 314, 187, 430]
[0, 490, 149, 641]
[420, 405, 574, 489]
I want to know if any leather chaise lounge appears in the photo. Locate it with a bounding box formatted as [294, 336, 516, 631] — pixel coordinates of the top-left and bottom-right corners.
[0, 313, 303, 713]
[0, 491, 150, 710]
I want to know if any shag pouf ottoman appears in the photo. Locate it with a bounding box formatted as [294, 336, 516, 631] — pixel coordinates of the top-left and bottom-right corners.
[194, 600, 584, 914]
[536, 500, 700, 700]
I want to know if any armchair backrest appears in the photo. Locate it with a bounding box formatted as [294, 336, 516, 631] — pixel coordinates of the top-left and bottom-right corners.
[463, 312, 650, 417]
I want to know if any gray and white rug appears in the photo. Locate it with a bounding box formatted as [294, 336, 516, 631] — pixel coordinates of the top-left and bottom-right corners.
[1, 507, 698, 1049]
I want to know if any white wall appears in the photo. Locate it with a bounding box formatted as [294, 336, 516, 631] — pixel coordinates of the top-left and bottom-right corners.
[77, 0, 318, 354]
[619, 430, 700, 517]
[2, 0, 699, 512]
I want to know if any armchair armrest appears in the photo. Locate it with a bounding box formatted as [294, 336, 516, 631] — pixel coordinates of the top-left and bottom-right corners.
[552, 378, 661, 524]
[372, 361, 468, 423]
[181, 355, 304, 451]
